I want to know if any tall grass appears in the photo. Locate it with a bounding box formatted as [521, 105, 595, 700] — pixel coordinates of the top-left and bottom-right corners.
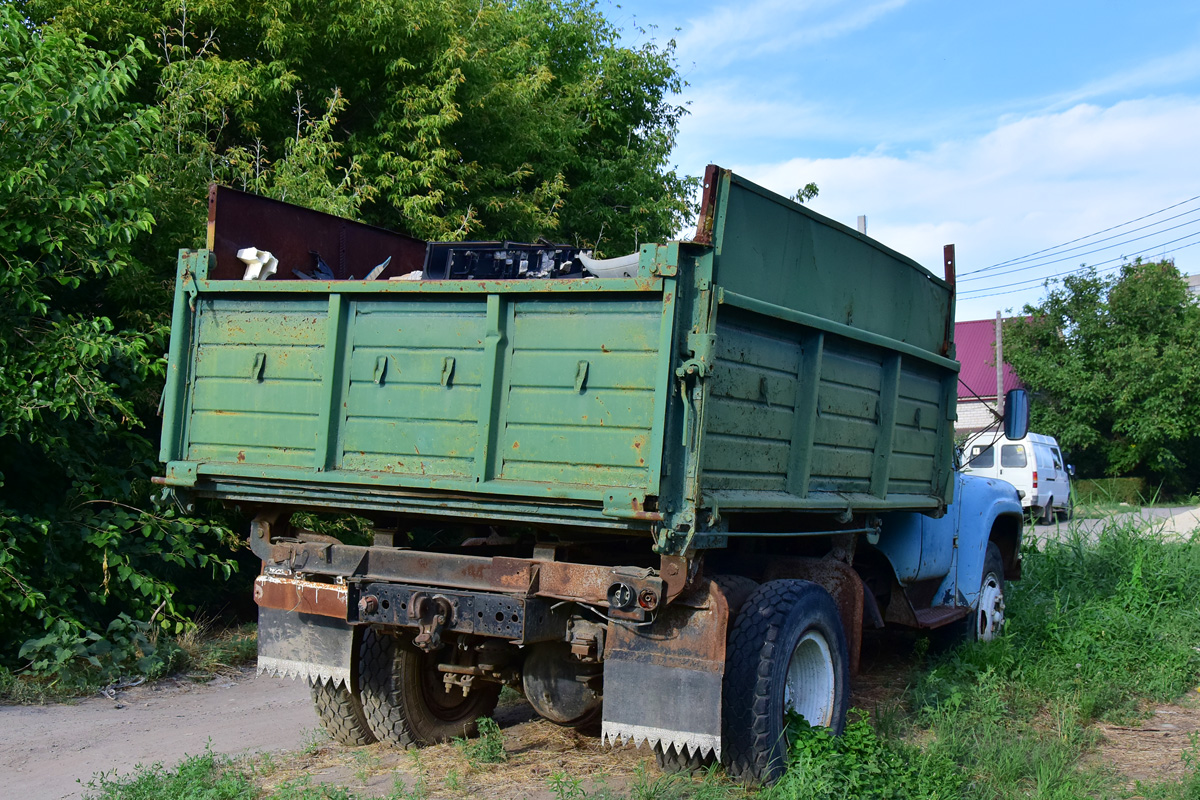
[765, 515, 1200, 800]
[909, 517, 1200, 799]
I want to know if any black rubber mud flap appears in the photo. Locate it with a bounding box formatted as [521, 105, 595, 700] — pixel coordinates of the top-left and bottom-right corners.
[600, 578, 734, 761]
[257, 607, 355, 688]
[601, 656, 724, 759]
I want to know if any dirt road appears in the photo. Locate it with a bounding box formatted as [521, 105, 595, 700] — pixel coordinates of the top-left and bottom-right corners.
[0, 670, 317, 800]
[0, 669, 659, 800]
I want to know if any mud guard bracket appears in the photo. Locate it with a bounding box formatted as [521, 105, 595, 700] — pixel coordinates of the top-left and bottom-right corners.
[600, 579, 731, 759]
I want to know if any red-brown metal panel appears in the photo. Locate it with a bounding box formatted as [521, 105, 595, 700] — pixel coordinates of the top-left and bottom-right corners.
[206, 185, 427, 280]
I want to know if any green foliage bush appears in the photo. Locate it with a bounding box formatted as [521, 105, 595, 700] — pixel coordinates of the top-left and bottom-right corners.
[84, 749, 258, 800]
[25, 0, 697, 257]
[455, 717, 508, 765]
[765, 713, 962, 800]
[1074, 477, 1148, 506]
[0, 3, 244, 680]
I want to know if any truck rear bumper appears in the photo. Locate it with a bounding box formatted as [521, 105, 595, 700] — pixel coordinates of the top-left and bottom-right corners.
[253, 573, 569, 644]
[248, 513, 687, 624]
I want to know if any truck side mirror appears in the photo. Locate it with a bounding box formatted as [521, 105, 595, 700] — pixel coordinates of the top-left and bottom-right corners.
[1003, 389, 1029, 440]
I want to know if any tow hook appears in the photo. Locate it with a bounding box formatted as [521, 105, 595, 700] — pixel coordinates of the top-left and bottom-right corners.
[411, 593, 454, 652]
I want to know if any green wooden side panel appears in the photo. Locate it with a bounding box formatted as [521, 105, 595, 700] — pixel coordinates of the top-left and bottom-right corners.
[888, 366, 944, 492]
[176, 287, 666, 499]
[703, 320, 797, 492]
[810, 341, 887, 492]
[185, 298, 327, 467]
[498, 299, 661, 488]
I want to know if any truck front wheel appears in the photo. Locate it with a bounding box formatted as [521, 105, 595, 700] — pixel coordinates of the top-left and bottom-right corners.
[358, 628, 500, 747]
[722, 579, 850, 785]
[971, 542, 1006, 642]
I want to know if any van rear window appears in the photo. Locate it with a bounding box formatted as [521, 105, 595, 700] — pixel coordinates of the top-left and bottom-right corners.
[968, 445, 994, 468]
[1001, 444, 1027, 468]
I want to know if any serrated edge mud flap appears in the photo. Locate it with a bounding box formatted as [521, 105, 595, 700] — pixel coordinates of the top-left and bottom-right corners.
[600, 579, 731, 760]
[257, 607, 354, 688]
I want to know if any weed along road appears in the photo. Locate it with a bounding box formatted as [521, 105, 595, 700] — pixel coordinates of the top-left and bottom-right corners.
[0, 670, 316, 800]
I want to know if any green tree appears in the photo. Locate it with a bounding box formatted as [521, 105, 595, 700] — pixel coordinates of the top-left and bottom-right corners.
[21, 0, 697, 256]
[1003, 260, 1200, 491]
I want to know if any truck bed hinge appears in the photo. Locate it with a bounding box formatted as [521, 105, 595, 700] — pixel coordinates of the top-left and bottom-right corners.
[675, 332, 717, 380]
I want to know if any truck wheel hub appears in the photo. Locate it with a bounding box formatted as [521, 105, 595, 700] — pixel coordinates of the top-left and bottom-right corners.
[783, 630, 836, 727]
[977, 575, 1005, 641]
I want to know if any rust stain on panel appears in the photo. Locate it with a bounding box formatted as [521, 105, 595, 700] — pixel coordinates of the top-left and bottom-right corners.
[253, 574, 348, 618]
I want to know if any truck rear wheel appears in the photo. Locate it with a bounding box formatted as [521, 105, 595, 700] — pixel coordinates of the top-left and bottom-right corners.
[654, 742, 712, 775]
[722, 580, 850, 785]
[358, 628, 500, 747]
[311, 679, 377, 746]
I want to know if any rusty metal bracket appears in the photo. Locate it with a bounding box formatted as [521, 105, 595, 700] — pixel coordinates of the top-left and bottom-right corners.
[647, 243, 679, 276]
[249, 513, 675, 621]
[941, 244, 956, 357]
[253, 574, 349, 618]
[659, 555, 690, 604]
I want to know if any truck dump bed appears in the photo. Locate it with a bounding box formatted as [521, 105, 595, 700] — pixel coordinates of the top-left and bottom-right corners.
[159, 167, 959, 537]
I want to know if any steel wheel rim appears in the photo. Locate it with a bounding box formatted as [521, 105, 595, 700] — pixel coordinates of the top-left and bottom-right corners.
[783, 630, 836, 727]
[417, 650, 473, 719]
[977, 573, 1005, 641]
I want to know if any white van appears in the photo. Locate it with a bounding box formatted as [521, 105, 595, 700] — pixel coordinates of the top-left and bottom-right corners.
[961, 431, 1073, 523]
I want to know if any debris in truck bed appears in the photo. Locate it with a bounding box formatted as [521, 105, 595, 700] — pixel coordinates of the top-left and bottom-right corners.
[237, 247, 278, 281]
[422, 241, 584, 280]
[295, 251, 339, 281]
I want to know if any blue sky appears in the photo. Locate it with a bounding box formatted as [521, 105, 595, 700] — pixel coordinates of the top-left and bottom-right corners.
[609, 0, 1200, 320]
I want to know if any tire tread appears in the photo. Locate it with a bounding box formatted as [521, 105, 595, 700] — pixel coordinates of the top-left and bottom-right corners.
[358, 628, 499, 748]
[722, 580, 849, 784]
[311, 679, 377, 746]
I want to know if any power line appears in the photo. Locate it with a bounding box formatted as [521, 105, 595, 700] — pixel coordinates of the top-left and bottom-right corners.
[959, 263, 1127, 300]
[958, 214, 1200, 284]
[958, 238, 1200, 300]
[968, 204, 1200, 276]
[960, 193, 1200, 278]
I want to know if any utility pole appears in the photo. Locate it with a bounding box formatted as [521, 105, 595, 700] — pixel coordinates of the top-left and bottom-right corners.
[995, 311, 1004, 417]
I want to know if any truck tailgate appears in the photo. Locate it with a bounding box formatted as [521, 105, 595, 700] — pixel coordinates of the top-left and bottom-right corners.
[162, 264, 674, 522]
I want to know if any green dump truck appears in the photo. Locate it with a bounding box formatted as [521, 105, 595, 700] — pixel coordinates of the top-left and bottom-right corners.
[157, 166, 1026, 783]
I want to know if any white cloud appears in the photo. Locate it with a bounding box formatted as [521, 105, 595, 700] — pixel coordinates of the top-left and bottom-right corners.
[1048, 45, 1200, 109]
[675, 0, 910, 68]
[731, 97, 1200, 320]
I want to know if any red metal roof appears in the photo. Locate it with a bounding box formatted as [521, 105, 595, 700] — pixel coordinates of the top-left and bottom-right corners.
[955, 318, 1023, 400]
